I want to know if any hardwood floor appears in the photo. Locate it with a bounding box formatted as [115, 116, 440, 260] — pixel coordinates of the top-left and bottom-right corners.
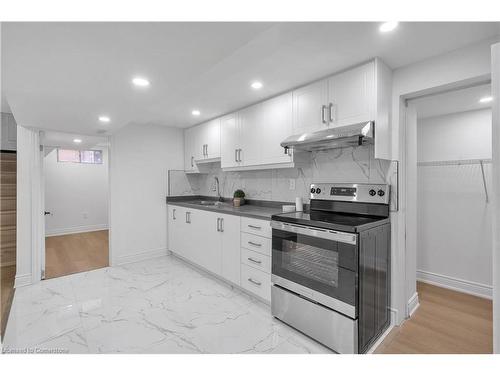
[376, 281, 493, 354]
[1, 265, 15, 338]
[45, 230, 109, 279]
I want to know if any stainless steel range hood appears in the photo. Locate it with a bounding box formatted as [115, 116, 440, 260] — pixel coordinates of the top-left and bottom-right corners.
[281, 121, 374, 152]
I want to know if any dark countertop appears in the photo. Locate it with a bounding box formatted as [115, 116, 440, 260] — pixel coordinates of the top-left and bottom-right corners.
[166, 195, 294, 220]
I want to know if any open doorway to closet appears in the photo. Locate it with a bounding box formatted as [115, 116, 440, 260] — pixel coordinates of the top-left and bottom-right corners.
[379, 84, 493, 354]
[41, 131, 109, 279]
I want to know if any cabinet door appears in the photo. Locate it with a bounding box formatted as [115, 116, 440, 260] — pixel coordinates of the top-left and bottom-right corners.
[192, 124, 205, 161]
[203, 118, 221, 159]
[220, 112, 240, 169]
[292, 79, 328, 135]
[190, 209, 221, 275]
[168, 205, 186, 257]
[328, 61, 375, 127]
[260, 93, 294, 165]
[220, 214, 241, 285]
[184, 127, 199, 172]
[239, 104, 262, 167]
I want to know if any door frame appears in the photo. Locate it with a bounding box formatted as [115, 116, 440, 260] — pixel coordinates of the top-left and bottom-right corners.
[399, 77, 493, 321]
[37, 134, 112, 282]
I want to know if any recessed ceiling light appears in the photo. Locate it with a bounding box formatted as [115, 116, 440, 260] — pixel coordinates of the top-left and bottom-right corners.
[73, 138, 82, 144]
[98, 116, 110, 123]
[479, 96, 493, 103]
[251, 81, 263, 90]
[132, 77, 150, 87]
[379, 22, 399, 33]
[192, 109, 201, 116]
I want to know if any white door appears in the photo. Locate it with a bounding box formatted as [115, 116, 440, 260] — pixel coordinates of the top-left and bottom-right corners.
[260, 92, 294, 165]
[239, 104, 262, 167]
[292, 79, 329, 135]
[220, 213, 241, 285]
[220, 112, 240, 168]
[328, 61, 375, 127]
[204, 118, 221, 159]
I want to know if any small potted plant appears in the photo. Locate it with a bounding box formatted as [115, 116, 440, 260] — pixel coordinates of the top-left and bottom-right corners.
[233, 189, 246, 207]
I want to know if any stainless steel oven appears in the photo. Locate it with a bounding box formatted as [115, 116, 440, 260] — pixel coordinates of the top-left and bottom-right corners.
[271, 221, 357, 318]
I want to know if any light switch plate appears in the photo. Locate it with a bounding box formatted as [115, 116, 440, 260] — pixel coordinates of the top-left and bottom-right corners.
[289, 179, 296, 190]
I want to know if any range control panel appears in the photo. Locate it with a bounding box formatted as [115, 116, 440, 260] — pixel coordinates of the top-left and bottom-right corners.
[310, 183, 390, 204]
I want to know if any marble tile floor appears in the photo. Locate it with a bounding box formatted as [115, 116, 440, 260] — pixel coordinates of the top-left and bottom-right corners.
[2, 255, 332, 354]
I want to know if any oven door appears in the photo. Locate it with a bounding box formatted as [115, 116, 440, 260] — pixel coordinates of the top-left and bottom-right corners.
[271, 221, 358, 318]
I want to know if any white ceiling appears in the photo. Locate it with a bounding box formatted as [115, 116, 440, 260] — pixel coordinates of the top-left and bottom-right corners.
[2, 22, 500, 135]
[413, 83, 492, 119]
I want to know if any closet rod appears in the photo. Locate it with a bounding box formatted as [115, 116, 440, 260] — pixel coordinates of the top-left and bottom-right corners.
[417, 158, 492, 167]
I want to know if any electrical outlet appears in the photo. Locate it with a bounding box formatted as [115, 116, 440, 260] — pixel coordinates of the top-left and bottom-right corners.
[289, 179, 296, 190]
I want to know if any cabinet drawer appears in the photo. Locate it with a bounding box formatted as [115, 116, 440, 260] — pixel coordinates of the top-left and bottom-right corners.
[241, 232, 271, 256]
[241, 264, 271, 302]
[241, 217, 271, 238]
[241, 248, 271, 274]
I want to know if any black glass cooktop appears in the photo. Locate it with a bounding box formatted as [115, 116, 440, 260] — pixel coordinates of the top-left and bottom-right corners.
[271, 210, 389, 233]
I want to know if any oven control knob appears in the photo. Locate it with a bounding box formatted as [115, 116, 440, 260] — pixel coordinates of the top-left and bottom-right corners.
[310, 188, 316, 194]
[316, 188, 321, 194]
[369, 189, 376, 196]
[377, 189, 385, 197]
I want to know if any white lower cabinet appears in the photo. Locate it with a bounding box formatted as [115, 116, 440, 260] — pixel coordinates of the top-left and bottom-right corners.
[167, 205, 240, 285]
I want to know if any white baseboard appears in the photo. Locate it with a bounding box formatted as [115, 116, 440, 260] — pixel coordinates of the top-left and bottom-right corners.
[366, 324, 395, 354]
[113, 247, 167, 266]
[45, 224, 108, 237]
[407, 292, 419, 317]
[14, 273, 32, 288]
[417, 269, 492, 299]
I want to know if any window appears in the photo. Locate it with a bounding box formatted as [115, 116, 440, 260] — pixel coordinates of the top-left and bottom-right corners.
[57, 149, 103, 164]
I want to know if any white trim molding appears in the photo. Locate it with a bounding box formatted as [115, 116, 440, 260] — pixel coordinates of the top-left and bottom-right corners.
[407, 292, 420, 317]
[417, 270, 492, 299]
[14, 273, 32, 288]
[45, 224, 109, 237]
[112, 247, 167, 266]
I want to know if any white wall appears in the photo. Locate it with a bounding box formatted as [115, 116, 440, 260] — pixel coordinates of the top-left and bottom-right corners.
[418, 109, 492, 162]
[109, 123, 184, 265]
[417, 109, 493, 298]
[44, 148, 109, 236]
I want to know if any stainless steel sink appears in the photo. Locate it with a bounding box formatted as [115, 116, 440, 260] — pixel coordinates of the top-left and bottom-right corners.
[199, 200, 218, 206]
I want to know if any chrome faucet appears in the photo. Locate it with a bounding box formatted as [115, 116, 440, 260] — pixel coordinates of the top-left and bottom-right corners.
[213, 177, 223, 201]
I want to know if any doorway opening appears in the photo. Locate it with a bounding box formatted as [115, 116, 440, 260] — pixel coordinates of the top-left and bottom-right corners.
[381, 83, 493, 353]
[41, 131, 109, 279]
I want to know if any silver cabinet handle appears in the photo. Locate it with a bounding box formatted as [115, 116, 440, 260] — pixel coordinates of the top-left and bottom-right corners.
[238, 149, 242, 162]
[191, 156, 194, 167]
[235, 149, 238, 162]
[248, 241, 262, 247]
[247, 278, 262, 286]
[321, 105, 327, 124]
[186, 211, 191, 224]
[216, 217, 220, 232]
[205, 144, 208, 157]
[328, 103, 335, 123]
[220, 218, 224, 232]
[247, 257, 262, 264]
[248, 225, 261, 230]
[173, 208, 176, 220]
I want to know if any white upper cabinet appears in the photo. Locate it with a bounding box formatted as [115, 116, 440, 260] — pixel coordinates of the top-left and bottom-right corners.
[260, 93, 293, 165]
[220, 112, 240, 169]
[328, 61, 375, 127]
[292, 79, 329, 135]
[203, 118, 221, 160]
[239, 103, 262, 167]
[184, 126, 199, 173]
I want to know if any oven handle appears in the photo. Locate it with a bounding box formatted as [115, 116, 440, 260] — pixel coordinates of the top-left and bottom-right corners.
[270, 221, 357, 245]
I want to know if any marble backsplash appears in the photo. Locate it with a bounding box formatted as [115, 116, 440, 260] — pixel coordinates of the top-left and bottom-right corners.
[168, 144, 398, 211]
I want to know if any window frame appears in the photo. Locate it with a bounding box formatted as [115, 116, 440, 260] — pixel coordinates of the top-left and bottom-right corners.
[56, 148, 104, 165]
